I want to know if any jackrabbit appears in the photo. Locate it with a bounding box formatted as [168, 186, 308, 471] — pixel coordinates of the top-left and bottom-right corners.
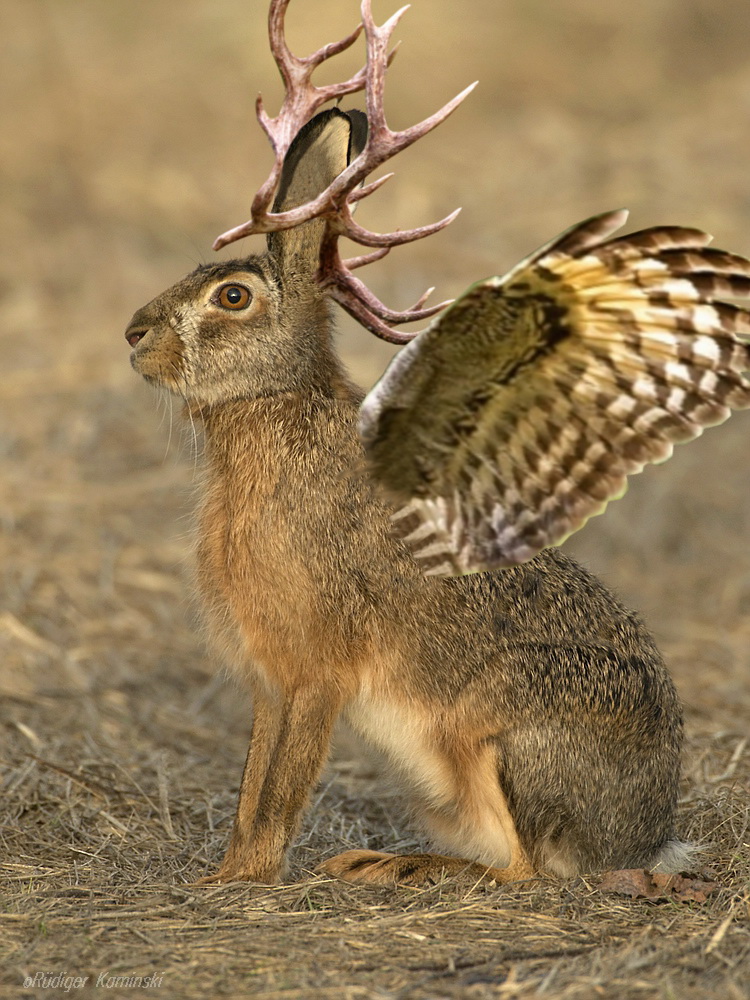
[125, 102, 692, 885]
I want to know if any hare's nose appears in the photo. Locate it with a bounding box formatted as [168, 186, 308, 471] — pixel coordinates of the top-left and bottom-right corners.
[125, 327, 149, 347]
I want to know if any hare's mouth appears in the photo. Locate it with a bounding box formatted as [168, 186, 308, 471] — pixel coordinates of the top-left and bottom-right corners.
[125, 328, 148, 348]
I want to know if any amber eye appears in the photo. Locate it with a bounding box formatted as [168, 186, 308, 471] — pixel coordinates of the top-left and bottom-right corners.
[216, 284, 252, 310]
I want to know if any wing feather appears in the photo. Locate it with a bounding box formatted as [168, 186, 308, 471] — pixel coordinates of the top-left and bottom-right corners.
[359, 211, 750, 574]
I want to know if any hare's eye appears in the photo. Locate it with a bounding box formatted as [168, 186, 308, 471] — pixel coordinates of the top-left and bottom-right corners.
[216, 284, 252, 310]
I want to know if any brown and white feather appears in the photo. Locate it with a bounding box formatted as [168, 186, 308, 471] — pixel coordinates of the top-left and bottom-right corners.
[359, 210, 750, 574]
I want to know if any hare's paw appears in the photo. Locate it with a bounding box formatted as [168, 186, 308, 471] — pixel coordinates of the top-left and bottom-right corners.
[189, 860, 282, 886]
[317, 850, 510, 886]
[190, 871, 234, 887]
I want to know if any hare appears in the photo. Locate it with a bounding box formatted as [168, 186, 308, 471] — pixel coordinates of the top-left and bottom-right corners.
[125, 104, 691, 886]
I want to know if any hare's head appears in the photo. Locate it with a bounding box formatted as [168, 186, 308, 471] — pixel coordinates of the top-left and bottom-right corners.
[126, 109, 366, 404]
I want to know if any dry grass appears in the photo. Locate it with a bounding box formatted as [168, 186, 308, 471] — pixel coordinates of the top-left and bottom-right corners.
[1, 0, 749, 997]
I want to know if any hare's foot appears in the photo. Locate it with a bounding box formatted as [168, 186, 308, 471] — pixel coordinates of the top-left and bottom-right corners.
[317, 849, 535, 886]
[189, 855, 282, 886]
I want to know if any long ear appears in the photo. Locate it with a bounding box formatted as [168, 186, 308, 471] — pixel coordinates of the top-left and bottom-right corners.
[268, 108, 368, 274]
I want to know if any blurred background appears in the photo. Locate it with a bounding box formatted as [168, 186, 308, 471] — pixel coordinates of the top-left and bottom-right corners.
[1, 0, 748, 761]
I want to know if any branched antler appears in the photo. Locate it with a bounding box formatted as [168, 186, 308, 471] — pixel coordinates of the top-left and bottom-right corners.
[212, 0, 476, 343]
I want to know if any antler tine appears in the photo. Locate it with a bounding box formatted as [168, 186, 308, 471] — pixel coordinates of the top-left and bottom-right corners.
[344, 247, 392, 270]
[335, 205, 463, 249]
[322, 271, 455, 344]
[349, 172, 395, 204]
[213, 0, 475, 341]
[326, 271, 453, 345]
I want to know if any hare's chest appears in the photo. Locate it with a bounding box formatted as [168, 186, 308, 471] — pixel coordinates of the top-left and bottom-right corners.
[194, 482, 321, 674]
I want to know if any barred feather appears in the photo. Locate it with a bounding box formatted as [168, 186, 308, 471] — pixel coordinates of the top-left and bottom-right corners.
[359, 210, 750, 575]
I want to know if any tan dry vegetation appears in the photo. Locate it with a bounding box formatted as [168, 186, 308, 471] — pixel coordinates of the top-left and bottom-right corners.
[1, 0, 748, 997]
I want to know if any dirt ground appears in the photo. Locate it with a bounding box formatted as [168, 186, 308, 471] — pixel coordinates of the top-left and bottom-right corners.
[1, 0, 748, 997]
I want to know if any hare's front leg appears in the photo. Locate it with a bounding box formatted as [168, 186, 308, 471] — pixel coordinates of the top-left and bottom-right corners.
[198, 682, 340, 884]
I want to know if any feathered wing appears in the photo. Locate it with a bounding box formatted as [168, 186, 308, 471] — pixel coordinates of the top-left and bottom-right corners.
[358, 210, 750, 575]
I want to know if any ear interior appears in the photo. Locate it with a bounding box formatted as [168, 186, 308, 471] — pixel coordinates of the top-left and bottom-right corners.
[268, 108, 368, 272]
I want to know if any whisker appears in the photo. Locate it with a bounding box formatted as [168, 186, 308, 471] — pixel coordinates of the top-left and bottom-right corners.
[168, 361, 201, 476]
[161, 388, 175, 462]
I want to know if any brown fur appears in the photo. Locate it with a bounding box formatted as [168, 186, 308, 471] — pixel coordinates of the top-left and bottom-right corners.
[125, 109, 687, 887]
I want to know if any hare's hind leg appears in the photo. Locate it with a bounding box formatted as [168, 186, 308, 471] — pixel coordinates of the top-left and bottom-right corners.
[320, 711, 535, 887]
[317, 849, 534, 886]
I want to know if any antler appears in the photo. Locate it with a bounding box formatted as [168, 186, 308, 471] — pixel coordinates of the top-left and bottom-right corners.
[212, 0, 476, 343]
